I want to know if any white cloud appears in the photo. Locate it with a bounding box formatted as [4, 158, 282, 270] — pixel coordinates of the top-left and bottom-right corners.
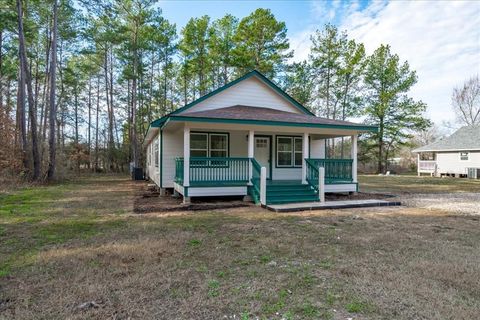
[290, 0, 480, 126]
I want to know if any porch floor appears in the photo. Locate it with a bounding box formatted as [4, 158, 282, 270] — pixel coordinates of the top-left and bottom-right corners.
[266, 199, 401, 212]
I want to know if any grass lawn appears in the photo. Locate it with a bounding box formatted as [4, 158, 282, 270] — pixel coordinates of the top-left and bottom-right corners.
[359, 174, 480, 193]
[1, 175, 479, 319]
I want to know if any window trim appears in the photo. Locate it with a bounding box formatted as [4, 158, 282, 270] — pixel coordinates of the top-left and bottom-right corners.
[190, 131, 230, 158]
[275, 135, 303, 168]
[154, 138, 159, 168]
[459, 152, 469, 161]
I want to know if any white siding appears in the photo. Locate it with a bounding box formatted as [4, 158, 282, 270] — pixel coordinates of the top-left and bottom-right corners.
[310, 139, 326, 158]
[178, 77, 302, 114]
[436, 151, 480, 175]
[162, 130, 184, 188]
[145, 134, 160, 186]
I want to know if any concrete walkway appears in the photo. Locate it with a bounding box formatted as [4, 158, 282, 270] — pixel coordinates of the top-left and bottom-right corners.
[267, 199, 401, 212]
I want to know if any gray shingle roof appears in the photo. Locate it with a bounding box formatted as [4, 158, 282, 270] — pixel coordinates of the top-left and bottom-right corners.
[177, 105, 373, 129]
[413, 125, 480, 152]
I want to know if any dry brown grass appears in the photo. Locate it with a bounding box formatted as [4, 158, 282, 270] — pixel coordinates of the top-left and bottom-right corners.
[1, 176, 479, 319]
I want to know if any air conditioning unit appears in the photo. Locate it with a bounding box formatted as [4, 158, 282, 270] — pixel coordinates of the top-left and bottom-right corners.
[467, 168, 480, 179]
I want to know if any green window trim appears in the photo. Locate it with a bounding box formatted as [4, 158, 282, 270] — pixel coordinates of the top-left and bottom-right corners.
[276, 135, 303, 168]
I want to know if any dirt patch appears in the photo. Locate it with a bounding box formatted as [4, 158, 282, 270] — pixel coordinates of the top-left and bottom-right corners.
[133, 183, 251, 214]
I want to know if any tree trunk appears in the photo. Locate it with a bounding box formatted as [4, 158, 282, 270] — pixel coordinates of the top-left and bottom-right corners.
[95, 74, 100, 171]
[377, 119, 384, 174]
[17, 0, 40, 180]
[16, 67, 28, 170]
[87, 76, 92, 169]
[47, 0, 58, 180]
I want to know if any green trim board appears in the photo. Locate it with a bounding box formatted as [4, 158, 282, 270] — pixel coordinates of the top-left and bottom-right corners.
[169, 115, 378, 132]
[160, 130, 163, 188]
[254, 134, 273, 179]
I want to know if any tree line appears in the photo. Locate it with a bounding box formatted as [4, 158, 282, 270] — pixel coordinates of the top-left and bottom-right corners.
[0, 0, 433, 181]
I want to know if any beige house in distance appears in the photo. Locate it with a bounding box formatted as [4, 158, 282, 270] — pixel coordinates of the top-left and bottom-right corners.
[413, 125, 480, 178]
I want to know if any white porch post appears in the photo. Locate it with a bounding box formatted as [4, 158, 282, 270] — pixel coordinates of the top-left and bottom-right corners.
[302, 132, 309, 184]
[248, 130, 255, 184]
[417, 153, 420, 176]
[351, 134, 358, 183]
[319, 167, 325, 203]
[183, 126, 190, 187]
[260, 167, 267, 206]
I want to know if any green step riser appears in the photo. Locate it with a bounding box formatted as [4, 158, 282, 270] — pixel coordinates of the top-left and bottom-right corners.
[267, 199, 318, 205]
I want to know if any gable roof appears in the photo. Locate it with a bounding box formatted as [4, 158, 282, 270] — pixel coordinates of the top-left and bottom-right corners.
[412, 125, 480, 152]
[175, 105, 377, 131]
[170, 69, 315, 116]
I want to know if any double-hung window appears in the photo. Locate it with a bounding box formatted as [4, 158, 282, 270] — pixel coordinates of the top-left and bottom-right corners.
[460, 152, 469, 161]
[154, 138, 159, 168]
[276, 136, 302, 167]
[190, 132, 229, 159]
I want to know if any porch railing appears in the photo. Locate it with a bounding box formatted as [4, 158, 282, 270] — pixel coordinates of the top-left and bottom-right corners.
[175, 158, 184, 185]
[305, 158, 319, 191]
[249, 158, 262, 203]
[188, 157, 249, 186]
[418, 160, 436, 171]
[308, 158, 353, 183]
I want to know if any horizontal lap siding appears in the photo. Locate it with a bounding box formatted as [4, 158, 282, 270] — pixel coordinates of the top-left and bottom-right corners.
[162, 130, 184, 188]
[180, 77, 301, 114]
[146, 135, 160, 187]
[436, 151, 480, 174]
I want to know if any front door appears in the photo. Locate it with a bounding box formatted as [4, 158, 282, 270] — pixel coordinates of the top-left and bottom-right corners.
[254, 136, 271, 179]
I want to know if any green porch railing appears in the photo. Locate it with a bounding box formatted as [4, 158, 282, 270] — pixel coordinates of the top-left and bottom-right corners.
[189, 157, 249, 186]
[307, 158, 353, 183]
[305, 158, 319, 191]
[249, 158, 262, 203]
[175, 158, 184, 184]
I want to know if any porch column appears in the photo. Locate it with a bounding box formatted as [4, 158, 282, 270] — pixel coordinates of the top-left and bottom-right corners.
[248, 130, 254, 184]
[417, 153, 420, 176]
[302, 132, 309, 184]
[351, 134, 358, 183]
[183, 126, 190, 187]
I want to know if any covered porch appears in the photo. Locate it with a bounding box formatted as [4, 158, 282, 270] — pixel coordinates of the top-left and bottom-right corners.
[172, 124, 359, 205]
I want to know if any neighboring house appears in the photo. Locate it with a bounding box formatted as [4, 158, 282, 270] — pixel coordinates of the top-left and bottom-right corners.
[143, 70, 377, 205]
[413, 125, 480, 178]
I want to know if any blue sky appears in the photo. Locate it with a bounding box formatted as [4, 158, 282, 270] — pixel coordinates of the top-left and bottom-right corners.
[160, 0, 480, 128]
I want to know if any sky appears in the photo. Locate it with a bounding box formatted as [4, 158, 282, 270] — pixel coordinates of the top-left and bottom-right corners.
[160, 0, 480, 127]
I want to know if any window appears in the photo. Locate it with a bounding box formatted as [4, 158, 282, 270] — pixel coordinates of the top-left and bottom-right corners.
[154, 138, 159, 168]
[190, 132, 229, 158]
[191, 133, 208, 157]
[460, 152, 469, 161]
[210, 134, 228, 158]
[256, 138, 268, 148]
[276, 136, 303, 167]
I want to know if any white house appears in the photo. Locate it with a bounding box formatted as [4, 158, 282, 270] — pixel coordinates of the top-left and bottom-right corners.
[413, 125, 480, 178]
[143, 70, 377, 205]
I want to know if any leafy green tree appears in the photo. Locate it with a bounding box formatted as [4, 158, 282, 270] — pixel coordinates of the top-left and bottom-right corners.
[208, 14, 238, 86]
[309, 24, 346, 119]
[234, 8, 292, 78]
[283, 61, 313, 107]
[180, 15, 211, 97]
[363, 44, 431, 173]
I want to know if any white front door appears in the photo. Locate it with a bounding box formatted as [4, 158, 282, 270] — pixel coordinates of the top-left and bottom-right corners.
[254, 136, 271, 179]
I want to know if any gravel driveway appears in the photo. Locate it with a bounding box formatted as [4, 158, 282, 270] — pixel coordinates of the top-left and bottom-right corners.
[396, 192, 480, 215]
